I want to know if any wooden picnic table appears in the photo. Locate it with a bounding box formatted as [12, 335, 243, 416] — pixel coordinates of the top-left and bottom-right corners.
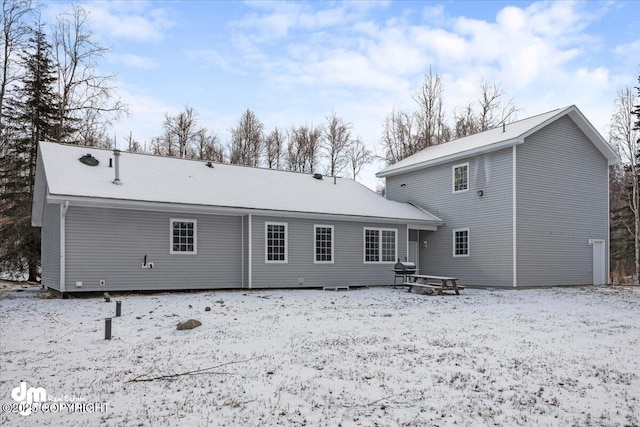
[405, 274, 464, 295]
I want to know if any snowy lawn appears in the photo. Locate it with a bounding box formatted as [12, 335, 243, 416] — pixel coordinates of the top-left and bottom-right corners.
[1, 285, 639, 426]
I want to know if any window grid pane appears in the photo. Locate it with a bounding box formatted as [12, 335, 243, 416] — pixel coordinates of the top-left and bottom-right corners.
[381, 230, 396, 262]
[454, 165, 468, 192]
[315, 227, 333, 262]
[365, 229, 380, 262]
[454, 230, 469, 256]
[172, 220, 195, 253]
[267, 224, 286, 261]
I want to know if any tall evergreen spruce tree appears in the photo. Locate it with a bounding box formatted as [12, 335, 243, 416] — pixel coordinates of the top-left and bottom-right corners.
[0, 27, 59, 281]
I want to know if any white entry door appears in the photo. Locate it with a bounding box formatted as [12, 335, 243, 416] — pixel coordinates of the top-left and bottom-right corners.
[589, 239, 606, 286]
[408, 241, 419, 274]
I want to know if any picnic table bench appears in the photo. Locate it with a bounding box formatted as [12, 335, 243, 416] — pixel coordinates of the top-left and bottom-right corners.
[404, 274, 464, 295]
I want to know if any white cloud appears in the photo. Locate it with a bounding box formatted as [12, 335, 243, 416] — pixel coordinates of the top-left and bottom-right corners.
[80, 1, 175, 43]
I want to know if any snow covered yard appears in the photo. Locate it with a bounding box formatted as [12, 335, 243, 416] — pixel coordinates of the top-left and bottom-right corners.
[1, 285, 639, 426]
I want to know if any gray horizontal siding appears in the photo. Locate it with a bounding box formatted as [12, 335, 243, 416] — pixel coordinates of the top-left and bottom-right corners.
[41, 202, 60, 289]
[250, 216, 407, 288]
[65, 207, 243, 291]
[386, 148, 514, 286]
[516, 115, 609, 285]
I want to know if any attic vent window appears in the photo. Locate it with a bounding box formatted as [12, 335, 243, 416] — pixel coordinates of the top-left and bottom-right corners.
[79, 154, 99, 166]
[313, 173, 323, 180]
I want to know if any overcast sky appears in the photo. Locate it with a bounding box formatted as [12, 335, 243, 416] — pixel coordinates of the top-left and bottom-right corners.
[44, 1, 640, 189]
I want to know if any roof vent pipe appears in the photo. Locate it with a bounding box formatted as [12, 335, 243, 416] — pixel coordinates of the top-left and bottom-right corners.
[112, 149, 122, 185]
[502, 122, 505, 133]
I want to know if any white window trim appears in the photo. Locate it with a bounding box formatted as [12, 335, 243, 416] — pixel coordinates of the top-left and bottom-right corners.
[314, 224, 335, 264]
[265, 222, 288, 264]
[453, 227, 470, 258]
[363, 227, 398, 264]
[452, 162, 470, 194]
[170, 218, 197, 255]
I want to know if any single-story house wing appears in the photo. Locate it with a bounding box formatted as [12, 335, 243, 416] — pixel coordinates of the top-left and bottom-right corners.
[32, 142, 442, 293]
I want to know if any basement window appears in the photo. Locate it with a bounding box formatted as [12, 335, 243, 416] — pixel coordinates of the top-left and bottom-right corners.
[453, 163, 469, 193]
[170, 219, 197, 254]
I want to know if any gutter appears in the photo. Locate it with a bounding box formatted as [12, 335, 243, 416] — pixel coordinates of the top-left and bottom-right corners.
[59, 201, 69, 293]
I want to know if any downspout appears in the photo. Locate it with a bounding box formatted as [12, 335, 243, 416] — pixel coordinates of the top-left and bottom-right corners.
[512, 146, 517, 288]
[248, 214, 253, 289]
[59, 201, 69, 293]
[241, 217, 244, 288]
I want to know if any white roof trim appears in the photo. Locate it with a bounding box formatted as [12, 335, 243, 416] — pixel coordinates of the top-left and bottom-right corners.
[46, 193, 444, 226]
[377, 137, 523, 177]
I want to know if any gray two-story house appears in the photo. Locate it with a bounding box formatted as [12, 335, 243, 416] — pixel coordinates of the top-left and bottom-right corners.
[377, 105, 619, 287]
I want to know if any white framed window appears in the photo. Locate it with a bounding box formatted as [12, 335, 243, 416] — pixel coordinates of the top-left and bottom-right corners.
[170, 219, 197, 254]
[314, 225, 334, 264]
[453, 228, 470, 257]
[265, 222, 287, 263]
[364, 228, 397, 264]
[452, 162, 469, 193]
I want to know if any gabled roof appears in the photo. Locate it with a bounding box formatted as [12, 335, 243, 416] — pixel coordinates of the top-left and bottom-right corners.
[32, 142, 442, 227]
[376, 105, 620, 178]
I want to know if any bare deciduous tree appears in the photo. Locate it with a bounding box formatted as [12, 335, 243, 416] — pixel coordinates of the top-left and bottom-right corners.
[380, 109, 420, 164]
[610, 85, 640, 282]
[0, 0, 33, 142]
[194, 128, 224, 162]
[454, 80, 518, 138]
[287, 124, 322, 173]
[164, 105, 197, 158]
[265, 127, 285, 169]
[229, 109, 264, 167]
[346, 137, 373, 180]
[322, 111, 351, 177]
[52, 5, 127, 144]
[412, 67, 449, 148]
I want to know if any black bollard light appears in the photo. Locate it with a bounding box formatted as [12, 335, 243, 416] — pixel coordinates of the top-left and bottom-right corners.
[115, 301, 122, 317]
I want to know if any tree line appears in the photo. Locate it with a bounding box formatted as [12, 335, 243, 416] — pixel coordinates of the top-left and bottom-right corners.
[135, 106, 374, 181]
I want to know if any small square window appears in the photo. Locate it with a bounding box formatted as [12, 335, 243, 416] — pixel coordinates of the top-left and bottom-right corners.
[170, 219, 197, 254]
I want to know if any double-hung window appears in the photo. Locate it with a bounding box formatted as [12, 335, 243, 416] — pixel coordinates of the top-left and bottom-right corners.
[170, 219, 197, 254]
[453, 163, 469, 193]
[314, 225, 334, 264]
[266, 222, 287, 263]
[364, 228, 397, 263]
[453, 228, 470, 257]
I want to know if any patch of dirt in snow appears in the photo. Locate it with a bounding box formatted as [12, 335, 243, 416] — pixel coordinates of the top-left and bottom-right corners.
[1, 286, 639, 426]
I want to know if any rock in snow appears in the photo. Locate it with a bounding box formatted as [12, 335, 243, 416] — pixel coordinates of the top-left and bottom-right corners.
[176, 319, 202, 330]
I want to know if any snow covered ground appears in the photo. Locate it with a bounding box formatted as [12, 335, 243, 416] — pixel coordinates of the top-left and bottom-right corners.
[1, 284, 639, 426]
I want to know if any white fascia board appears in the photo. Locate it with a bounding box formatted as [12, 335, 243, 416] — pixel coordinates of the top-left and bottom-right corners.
[376, 137, 523, 178]
[46, 194, 442, 227]
[406, 223, 439, 231]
